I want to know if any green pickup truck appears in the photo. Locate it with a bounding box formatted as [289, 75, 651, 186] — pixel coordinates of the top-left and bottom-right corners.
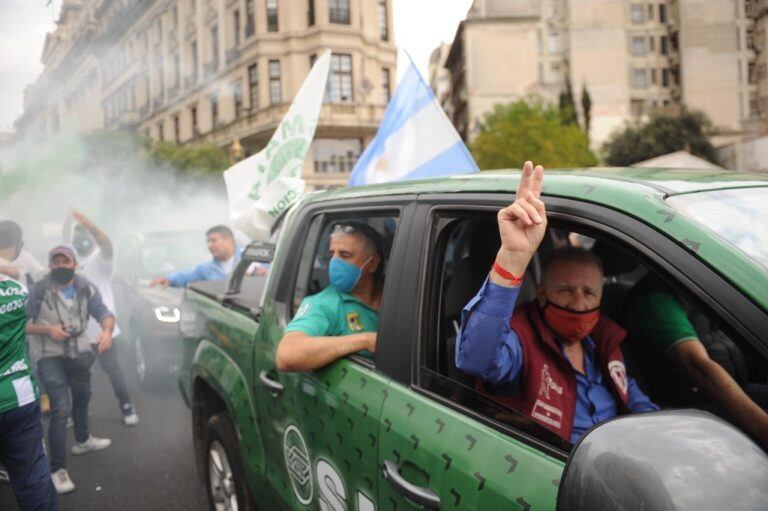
[179, 169, 768, 511]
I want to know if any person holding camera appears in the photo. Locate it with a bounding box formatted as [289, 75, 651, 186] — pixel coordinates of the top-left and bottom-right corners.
[25, 246, 114, 494]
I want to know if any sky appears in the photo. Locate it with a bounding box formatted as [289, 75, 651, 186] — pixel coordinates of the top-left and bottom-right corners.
[0, 0, 473, 132]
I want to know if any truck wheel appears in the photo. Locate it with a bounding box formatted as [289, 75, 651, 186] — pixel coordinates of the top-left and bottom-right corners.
[204, 413, 254, 511]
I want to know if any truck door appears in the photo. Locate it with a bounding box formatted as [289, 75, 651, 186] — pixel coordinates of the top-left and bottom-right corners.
[253, 204, 410, 510]
[376, 202, 567, 510]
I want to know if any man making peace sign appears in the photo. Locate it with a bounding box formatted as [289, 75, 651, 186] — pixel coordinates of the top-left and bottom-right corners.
[455, 162, 657, 443]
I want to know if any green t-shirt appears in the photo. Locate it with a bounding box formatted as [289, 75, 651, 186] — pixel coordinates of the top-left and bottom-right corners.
[624, 290, 698, 354]
[285, 286, 379, 356]
[0, 276, 37, 413]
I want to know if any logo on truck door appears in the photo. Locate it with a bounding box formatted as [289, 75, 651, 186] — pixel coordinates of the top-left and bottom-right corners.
[283, 424, 377, 510]
[284, 425, 313, 505]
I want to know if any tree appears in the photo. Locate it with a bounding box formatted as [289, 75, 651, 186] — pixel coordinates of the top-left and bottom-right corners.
[148, 140, 230, 175]
[558, 78, 578, 126]
[581, 84, 592, 136]
[602, 109, 717, 166]
[470, 99, 598, 170]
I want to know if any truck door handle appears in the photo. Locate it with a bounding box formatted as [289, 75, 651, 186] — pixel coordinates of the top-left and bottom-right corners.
[382, 460, 440, 509]
[259, 370, 284, 395]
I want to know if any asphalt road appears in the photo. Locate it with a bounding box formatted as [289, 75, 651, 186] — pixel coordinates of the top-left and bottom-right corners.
[0, 356, 208, 510]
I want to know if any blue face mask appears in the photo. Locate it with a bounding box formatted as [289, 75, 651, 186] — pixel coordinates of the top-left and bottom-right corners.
[329, 256, 371, 293]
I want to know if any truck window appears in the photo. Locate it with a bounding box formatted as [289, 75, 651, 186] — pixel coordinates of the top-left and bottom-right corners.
[421, 210, 768, 451]
[290, 214, 399, 317]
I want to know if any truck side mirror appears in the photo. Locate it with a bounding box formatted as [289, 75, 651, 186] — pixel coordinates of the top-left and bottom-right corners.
[556, 410, 768, 511]
[226, 242, 275, 296]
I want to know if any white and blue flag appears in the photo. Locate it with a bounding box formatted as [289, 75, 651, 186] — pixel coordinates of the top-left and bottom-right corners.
[348, 60, 478, 187]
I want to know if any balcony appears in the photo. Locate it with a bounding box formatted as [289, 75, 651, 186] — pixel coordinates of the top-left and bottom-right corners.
[226, 48, 241, 65]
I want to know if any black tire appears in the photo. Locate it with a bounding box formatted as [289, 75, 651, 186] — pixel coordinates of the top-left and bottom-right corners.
[203, 413, 255, 511]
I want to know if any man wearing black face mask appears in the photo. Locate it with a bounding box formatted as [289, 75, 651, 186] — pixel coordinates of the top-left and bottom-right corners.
[455, 162, 657, 444]
[69, 211, 138, 427]
[25, 246, 114, 494]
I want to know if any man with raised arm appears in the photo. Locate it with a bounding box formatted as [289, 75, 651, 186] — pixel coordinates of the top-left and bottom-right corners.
[275, 222, 383, 372]
[456, 162, 657, 443]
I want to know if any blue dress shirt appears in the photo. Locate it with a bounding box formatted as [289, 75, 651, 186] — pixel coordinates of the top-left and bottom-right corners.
[456, 278, 658, 443]
[167, 248, 242, 288]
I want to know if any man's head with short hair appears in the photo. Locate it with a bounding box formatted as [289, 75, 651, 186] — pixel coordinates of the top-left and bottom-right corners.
[328, 222, 384, 282]
[205, 225, 236, 261]
[537, 247, 604, 312]
[0, 220, 23, 261]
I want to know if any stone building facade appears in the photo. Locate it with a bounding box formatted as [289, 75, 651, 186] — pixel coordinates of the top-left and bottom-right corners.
[17, 0, 396, 189]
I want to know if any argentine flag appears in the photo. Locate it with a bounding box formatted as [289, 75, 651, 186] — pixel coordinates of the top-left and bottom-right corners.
[348, 60, 478, 186]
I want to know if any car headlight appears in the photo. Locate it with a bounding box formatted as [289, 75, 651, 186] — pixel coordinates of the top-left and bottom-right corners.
[154, 306, 181, 323]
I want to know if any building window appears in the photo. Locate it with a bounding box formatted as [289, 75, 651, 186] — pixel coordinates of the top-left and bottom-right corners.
[210, 25, 219, 69]
[548, 31, 560, 53]
[233, 81, 243, 118]
[308, 0, 315, 26]
[173, 52, 180, 87]
[660, 35, 668, 55]
[630, 99, 645, 118]
[189, 40, 198, 82]
[749, 62, 757, 84]
[382, 68, 391, 104]
[190, 0, 196, 13]
[649, 36, 655, 52]
[173, 114, 180, 143]
[745, 0, 753, 17]
[190, 104, 198, 135]
[245, 0, 255, 37]
[312, 138, 362, 173]
[248, 63, 259, 109]
[647, 4, 654, 20]
[651, 68, 658, 84]
[171, 5, 178, 27]
[329, 53, 353, 103]
[267, 0, 278, 32]
[633, 68, 648, 88]
[747, 28, 755, 50]
[750, 92, 760, 117]
[630, 4, 645, 23]
[233, 9, 241, 46]
[671, 66, 680, 86]
[157, 121, 165, 142]
[659, 3, 666, 23]
[329, 0, 350, 24]
[269, 59, 282, 104]
[631, 36, 646, 55]
[662, 67, 670, 87]
[211, 94, 219, 128]
[671, 32, 679, 52]
[378, 0, 388, 41]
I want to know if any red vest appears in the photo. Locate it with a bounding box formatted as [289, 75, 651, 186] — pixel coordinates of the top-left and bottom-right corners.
[478, 301, 631, 441]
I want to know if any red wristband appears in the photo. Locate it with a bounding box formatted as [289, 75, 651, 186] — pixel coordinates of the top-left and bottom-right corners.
[492, 261, 524, 286]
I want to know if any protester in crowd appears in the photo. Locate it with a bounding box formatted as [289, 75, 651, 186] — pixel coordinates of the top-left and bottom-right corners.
[276, 222, 383, 372]
[455, 162, 657, 444]
[0, 273, 59, 509]
[26, 246, 113, 494]
[149, 225, 241, 287]
[68, 211, 139, 426]
[624, 278, 768, 450]
[0, 220, 45, 286]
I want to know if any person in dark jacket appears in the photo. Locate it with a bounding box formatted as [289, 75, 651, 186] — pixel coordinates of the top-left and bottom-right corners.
[455, 162, 657, 443]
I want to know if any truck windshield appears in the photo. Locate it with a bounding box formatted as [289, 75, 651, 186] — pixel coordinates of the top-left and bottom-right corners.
[141, 238, 210, 278]
[666, 187, 768, 270]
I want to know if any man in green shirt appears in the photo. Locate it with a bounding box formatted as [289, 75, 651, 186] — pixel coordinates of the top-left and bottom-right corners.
[0, 274, 58, 509]
[276, 223, 383, 371]
[625, 282, 768, 450]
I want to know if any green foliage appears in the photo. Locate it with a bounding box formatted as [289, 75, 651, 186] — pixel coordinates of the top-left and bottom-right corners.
[149, 140, 230, 175]
[470, 99, 598, 170]
[581, 84, 592, 136]
[602, 110, 717, 166]
[558, 78, 578, 126]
